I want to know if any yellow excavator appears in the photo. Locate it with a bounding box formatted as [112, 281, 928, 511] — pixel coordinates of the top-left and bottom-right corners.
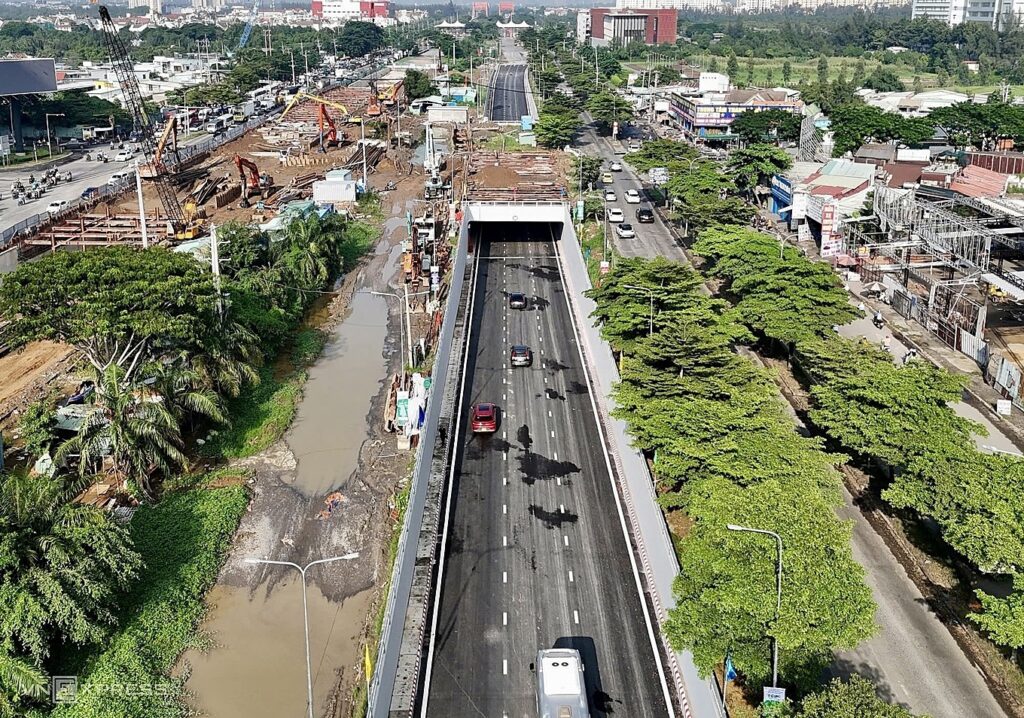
[280, 92, 349, 121]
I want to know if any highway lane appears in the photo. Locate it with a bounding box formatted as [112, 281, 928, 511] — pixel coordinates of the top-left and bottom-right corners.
[425, 226, 671, 718]
[488, 64, 529, 123]
[577, 114, 686, 262]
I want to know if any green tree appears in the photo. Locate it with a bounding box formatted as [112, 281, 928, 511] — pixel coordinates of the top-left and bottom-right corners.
[973, 575, 1024, 651]
[16, 396, 59, 462]
[853, 58, 866, 87]
[404, 69, 436, 101]
[54, 366, 216, 499]
[728, 144, 793, 201]
[782, 60, 792, 85]
[709, 57, 720, 73]
[534, 111, 577, 148]
[864, 66, 905, 92]
[336, 21, 384, 57]
[0, 248, 218, 381]
[585, 90, 633, 134]
[0, 649, 47, 717]
[746, 53, 755, 87]
[817, 54, 830, 86]
[731, 109, 802, 144]
[727, 51, 740, 82]
[936, 68, 950, 87]
[694, 226, 857, 344]
[0, 469, 141, 662]
[797, 676, 918, 717]
[570, 155, 603, 192]
[912, 75, 924, 93]
[666, 472, 876, 688]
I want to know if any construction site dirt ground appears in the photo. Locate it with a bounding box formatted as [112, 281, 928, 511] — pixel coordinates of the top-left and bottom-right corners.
[0, 341, 76, 427]
[176, 174, 427, 718]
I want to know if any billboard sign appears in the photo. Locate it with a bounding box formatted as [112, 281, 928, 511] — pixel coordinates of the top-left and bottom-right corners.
[0, 59, 58, 97]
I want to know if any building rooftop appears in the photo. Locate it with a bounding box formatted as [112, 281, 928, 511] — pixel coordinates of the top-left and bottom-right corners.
[950, 164, 1009, 198]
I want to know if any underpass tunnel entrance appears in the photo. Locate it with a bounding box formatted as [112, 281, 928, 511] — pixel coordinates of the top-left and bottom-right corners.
[467, 221, 564, 253]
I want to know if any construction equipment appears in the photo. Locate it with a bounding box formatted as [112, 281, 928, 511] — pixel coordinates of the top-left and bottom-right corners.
[237, 0, 260, 49]
[367, 80, 382, 118]
[98, 5, 199, 239]
[423, 122, 448, 199]
[380, 80, 404, 108]
[139, 116, 180, 179]
[234, 154, 273, 208]
[280, 92, 349, 121]
[318, 104, 339, 152]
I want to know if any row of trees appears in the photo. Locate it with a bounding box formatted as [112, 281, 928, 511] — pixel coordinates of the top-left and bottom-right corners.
[0, 212, 372, 712]
[692, 224, 1024, 658]
[586, 257, 884, 706]
[826, 98, 1024, 154]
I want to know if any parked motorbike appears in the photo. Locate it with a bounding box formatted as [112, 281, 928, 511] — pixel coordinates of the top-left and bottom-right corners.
[383, 180, 397, 191]
[85, 153, 92, 161]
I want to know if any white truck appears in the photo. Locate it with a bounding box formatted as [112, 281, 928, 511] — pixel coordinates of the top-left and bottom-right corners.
[232, 100, 256, 124]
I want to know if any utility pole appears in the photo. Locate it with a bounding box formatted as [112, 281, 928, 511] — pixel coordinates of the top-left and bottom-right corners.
[290, 49, 296, 83]
[134, 159, 149, 249]
[210, 224, 223, 318]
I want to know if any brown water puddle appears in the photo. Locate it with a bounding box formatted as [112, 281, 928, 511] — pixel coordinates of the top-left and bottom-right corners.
[184, 582, 373, 717]
[285, 291, 388, 497]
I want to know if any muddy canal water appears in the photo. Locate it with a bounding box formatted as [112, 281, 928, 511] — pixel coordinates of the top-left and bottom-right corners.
[182, 290, 390, 718]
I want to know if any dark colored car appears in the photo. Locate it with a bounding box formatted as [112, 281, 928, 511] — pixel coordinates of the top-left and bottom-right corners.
[509, 292, 528, 310]
[63, 139, 89, 151]
[471, 402, 498, 433]
[510, 344, 533, 367]
[80, 186, 100, 200]
[636, 207, 655, 223]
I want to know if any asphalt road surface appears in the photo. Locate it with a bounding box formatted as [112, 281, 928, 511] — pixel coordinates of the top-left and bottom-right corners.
[425, 226, 671, 718]
[0, 133, 209, 234]
[577, 114, 686, 262]
[488, 64, 529, 123]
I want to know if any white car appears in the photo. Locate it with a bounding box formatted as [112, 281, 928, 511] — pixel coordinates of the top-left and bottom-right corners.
[628, 140, 641, 151]
[114, 149, 134, 162]
[604, 190, 617, 202]
[616, 222, 636, 239]
[607, 207, 624, 223]
[624, 189, 642, 204]
[610, 161, 623, 171]
[46, 199, 69, 214]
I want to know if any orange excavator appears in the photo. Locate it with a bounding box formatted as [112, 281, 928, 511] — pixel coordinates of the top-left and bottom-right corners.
[317, 103, 338, 152]
[233, 154, 273, 208]
[367, 80, 382, 118]
[139, 115, 180, 179]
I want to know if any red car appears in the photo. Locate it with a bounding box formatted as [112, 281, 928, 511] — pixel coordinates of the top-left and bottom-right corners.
[471, 402, 498, 433]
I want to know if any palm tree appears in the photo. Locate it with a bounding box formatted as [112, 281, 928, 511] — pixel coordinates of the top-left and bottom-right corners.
[0, 649, 47, 718]
[55, 366, 188, 499]
[0, 469, 140, 668]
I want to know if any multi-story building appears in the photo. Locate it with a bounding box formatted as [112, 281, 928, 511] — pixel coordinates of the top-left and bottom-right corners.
[615, 0, 725, 10]
[312, 0, 392, 22]
[668, 88, 802, 143]
[911, 0, 1024, 28]
[583, 7, 677, 46]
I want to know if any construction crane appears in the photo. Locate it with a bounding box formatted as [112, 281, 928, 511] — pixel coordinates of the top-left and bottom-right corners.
[233, 154, 273, 208]
[139, 116, 180, 179]
[98, 5, 197, 239]
[237, 0, 261, 50]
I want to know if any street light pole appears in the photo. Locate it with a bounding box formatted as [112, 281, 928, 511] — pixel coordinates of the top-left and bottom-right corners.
[45, 113, 64, 158]
[623, 284, 655, 336]
[371, 288, 431, 381]
[245, 554, 360, 718]
[726, 523, 783, 688]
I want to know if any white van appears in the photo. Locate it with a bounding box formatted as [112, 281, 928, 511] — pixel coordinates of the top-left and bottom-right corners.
[108, 170, 135, 186]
